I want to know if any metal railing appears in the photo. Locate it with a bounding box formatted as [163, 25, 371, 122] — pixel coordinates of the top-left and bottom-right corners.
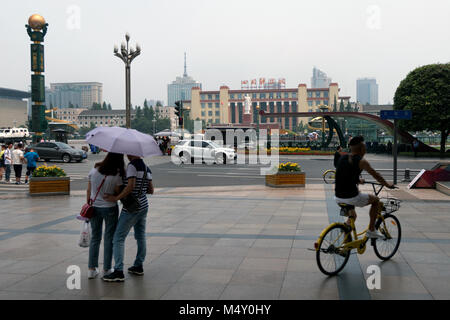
[361, 168, 422, 182]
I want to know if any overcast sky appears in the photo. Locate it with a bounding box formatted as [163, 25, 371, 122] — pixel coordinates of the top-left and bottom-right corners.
[1, 0, 449, 108]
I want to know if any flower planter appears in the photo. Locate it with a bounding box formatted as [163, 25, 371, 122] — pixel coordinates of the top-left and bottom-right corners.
[265, 171, 306, 188]
[29, 176, 70, 196]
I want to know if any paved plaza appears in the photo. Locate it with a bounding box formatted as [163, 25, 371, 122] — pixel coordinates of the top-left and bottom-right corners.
[0, 182, 449, 300]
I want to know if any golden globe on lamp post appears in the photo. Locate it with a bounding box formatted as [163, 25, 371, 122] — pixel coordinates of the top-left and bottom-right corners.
[28, 14, 46, 30]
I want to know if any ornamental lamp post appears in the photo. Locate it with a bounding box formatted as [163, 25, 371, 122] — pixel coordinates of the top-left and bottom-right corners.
[113, 33, 141, 128]
[319, 105, 328, 148]
[26, 14, 48, 143]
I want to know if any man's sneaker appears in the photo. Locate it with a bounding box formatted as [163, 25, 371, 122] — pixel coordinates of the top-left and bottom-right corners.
[103, 269, 114, 277]
[88, 268, 99, 279]
[366, 230, 385, 239]
[102, 270, 125, 282]
[128, 265, 144, 276]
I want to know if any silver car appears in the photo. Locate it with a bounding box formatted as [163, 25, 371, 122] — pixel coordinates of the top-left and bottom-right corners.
[173, 140, 236, 164]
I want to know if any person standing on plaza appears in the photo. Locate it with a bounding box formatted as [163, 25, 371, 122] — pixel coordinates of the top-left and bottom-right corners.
[102, 154, 153, 282]
[3, 144, 12, 183]
[23, 148, 40, 184]
[0, 145, 6, 181]
[412, 138, 420, 158]
[86, 152, 125, 279]
[12, 144, 25, 185]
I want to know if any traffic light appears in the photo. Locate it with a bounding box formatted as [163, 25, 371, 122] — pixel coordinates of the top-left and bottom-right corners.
[174, 100, 183, 126]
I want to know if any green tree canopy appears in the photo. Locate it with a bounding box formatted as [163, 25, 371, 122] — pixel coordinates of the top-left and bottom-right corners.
[393, 63, 450, 154]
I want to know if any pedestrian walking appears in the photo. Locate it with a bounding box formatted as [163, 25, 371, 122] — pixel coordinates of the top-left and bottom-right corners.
[102, 154, 154, 282]
[12, 144, 25, 185]
[23, 148, 40, 184]
[412, 138, 420, 158]
[0, 145, 6, 181]
[3, 144, 12, 183]
[86, 152, 125, 279]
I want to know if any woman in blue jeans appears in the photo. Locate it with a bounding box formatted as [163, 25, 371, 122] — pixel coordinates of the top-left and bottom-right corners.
[86, 152, 125, 279]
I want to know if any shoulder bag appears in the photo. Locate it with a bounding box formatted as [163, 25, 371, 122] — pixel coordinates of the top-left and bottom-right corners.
[78, 175, 107, 221]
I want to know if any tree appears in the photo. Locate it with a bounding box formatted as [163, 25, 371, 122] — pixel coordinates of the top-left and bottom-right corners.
[156, 100, 163, 107]
[69, 102, 74, 109]
[107, 103, 112, 110]
[339, 100, 345, 112]
[102, 102, 107, 110]
[333, 96, 338, 112]
[345, 101, 352, 112]
[393, 63, 450, 155]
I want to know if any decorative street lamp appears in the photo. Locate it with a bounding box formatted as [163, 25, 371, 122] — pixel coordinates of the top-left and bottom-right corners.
[26, 14, 48, 142]
[114, 33, 141, 128]
[255, 105, 260, 136]
[152, 119, 157, 135]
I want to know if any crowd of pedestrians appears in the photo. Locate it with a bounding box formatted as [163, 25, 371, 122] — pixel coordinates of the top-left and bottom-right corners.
[0, 143, 40, 184]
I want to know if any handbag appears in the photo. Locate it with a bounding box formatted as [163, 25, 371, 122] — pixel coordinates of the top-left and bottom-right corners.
[78, 221, 91, 248]
[120, 167, 148, 213]
[78, 175, 107, 221]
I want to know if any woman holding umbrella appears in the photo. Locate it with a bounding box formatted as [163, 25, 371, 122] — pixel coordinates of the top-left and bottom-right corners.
[87, 152, 125, 279]
[85, 126, 161, 282]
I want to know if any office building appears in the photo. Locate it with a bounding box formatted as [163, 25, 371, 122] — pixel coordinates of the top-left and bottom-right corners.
[357, 78, 378, 105]
[77, 109, 135, 127]
[167, 53, 202, 107]
[46, 82, 103, 109]
[0, 87, 30, 128]
[311, 67, 332, 88]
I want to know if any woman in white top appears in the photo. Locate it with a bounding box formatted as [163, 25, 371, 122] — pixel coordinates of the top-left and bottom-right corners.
[12, 144, 24, 185]
[86, 152, 125, 279]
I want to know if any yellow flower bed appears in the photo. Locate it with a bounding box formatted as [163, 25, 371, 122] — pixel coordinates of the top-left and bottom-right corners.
[267, 147, 312, 153]
[32, 165, 66, 178]
[278, 162, 301, 172]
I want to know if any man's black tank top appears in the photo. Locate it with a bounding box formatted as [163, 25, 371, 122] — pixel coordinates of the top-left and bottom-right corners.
[335, 154, 362, 198]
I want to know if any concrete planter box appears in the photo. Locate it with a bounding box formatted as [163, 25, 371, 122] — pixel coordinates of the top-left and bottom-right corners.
[265, 171, 305, 188]
[29, 176, 70, 196]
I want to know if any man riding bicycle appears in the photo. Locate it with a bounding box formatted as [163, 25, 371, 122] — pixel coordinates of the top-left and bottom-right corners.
[335, 136, 395, 239]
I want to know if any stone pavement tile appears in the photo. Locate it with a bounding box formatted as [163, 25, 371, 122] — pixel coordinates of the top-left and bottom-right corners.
[193, 255, 245, 270]
[286, 258, 319, 273]
[435, 243, 450, 256]
[229, 269, 285, 287]
[423, 232, 450, 240]
[149, 254, 202, 270]
[145, 266, 190, 285]
[3, 274, 67, 294]
[177, 268, 235, 285]
[1, 260, 61, 275]
[292, 240, 316, 250]
[205, 246, 250, 257]
[252, 239, 293, 248]
[213, 238, 256, 248]
[148, 236, 183, 245]
[220, 283, 281, 300]
[225, 229, 262, 236]
[246, 247, 291, 259]
[409, 262, 450, 279]
[370, 292, 433, 300]
[239, 257, 288, 272]
[400, 251, 450, 265]
[0, 259, 18, 269]
[400, 242, 444, 252]
[358, 260, 417, 277]
[0, 290, 50, 300]
[0, 274, 30, 290]
[260, 228, 296, 236]
[176, 237, 220, 246]
[164, 245, 211, 256]
[279, 272, 339, 300]
[416, 277, 450, 299]
[161, 282, 226, 300]
[367, 275, 430, 295]
[91, 278, 171, 300]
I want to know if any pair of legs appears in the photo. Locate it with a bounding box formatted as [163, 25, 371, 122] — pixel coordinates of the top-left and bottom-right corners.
[4, 164, 11, 182]
[0, 165, 4, 180]
[24, 167, 36, 183]
[344, 194, 381, 232]
[13, 165, 22, 183]
[112, 208, 148, 272]
[88, 206, 119, 273]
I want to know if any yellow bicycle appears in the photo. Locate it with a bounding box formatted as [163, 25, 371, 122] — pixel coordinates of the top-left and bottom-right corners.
[322, 169, 336, 184]
[315, 182, 402, 276]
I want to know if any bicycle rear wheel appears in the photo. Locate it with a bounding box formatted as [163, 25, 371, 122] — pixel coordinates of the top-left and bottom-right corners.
[316, 224, 350, 276]
[374, 214, 401, 260]
[323, 170, 336, 184]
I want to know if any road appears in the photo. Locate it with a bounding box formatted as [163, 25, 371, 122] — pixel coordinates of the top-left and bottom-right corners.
[0, 152, 443, 195]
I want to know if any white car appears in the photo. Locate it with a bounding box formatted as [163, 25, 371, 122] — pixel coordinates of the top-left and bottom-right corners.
[173, 140, 236, 164]
[0, 127, 30, 139]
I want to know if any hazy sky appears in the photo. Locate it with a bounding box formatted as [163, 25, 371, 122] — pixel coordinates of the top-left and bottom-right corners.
[1, 0, 449, 108]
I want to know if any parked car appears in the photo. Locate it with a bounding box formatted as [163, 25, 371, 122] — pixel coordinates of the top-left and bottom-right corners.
[173, 140, 236, 164]
[29, 142, 87, 163]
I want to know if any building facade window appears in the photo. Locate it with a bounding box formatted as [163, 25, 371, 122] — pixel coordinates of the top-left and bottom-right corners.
[215, 103, 220, 109]
[308, 101, 313, 107]
[201, 103, 205, 109]
[292, 92, 297, 98]
[284, 92, 289, 98]
[324, 91, 329, 98]
[215, 111, 220, 116]
[208, 103, 212, 108]
[315, 91, 321, 98]
[208, 94, 212, 100]
[260, 93, 266, 99]
[215, 94, 219, 100]
[230, 94, 235, 99]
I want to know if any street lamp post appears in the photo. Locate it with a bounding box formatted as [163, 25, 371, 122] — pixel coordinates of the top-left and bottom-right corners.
[114, 33, 141, 129]
[152, 119, 156, 135]
[319, 105, 328, 148]
[255, 105, 260, 137]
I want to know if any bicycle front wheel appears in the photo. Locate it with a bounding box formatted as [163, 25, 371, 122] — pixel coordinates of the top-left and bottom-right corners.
[374, 214, 401, 260]
[323, 170, 336, 184]
[316, 224, 350, 276]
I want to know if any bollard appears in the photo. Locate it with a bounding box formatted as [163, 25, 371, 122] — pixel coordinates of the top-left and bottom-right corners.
[403, 168, 411, 182]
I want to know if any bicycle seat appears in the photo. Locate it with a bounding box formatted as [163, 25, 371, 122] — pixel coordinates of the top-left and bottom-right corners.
[338, 203, 355, 217]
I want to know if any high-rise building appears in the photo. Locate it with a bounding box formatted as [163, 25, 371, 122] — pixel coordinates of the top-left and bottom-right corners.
[311, 67, 332, 88]
[45, 82, 103, 108]
[167, 53, 202, 107]
[356, 78, 378, 105]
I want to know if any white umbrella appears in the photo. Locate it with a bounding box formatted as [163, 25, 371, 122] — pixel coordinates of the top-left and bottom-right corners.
[155, 130, 180, 137]
[85, 126, 162, 157]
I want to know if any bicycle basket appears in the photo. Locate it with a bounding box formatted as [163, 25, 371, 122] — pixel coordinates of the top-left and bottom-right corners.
[383, 197, 401, 213]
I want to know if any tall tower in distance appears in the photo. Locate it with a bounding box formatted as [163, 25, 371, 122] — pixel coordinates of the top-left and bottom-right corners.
[167, 53, 202, 107]
[311, 67, 331, 88]
[356, 78, 378, 105]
